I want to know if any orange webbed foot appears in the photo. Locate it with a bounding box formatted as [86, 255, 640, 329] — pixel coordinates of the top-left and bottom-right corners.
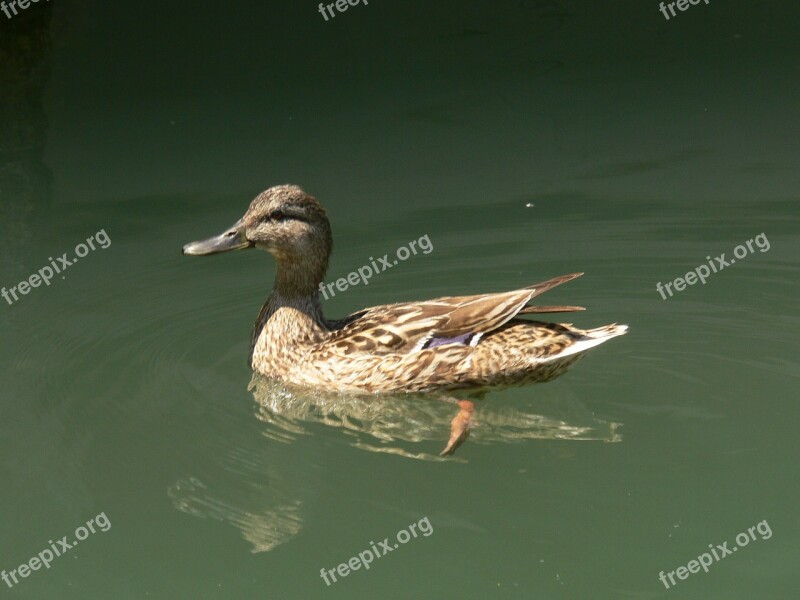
[440, 399, 474, 457]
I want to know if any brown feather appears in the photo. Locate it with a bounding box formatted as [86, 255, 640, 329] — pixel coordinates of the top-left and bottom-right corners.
[518, 305, 586, 314]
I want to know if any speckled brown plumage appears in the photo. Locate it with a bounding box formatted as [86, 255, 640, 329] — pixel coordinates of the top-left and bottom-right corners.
[183, 184, 628, 454]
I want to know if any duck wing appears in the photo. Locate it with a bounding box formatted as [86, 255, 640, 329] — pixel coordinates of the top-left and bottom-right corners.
[325, 272, 584, 355]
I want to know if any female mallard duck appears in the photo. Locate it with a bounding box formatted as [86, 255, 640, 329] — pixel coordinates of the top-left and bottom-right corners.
[183, 184, 627, 455]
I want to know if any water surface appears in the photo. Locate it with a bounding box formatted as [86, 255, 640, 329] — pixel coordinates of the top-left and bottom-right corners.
[1, 1, 799, 598]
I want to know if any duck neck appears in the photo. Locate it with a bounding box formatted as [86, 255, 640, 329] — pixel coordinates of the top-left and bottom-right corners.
[273, 257, 326, 300]
[248, 258, 328, 367]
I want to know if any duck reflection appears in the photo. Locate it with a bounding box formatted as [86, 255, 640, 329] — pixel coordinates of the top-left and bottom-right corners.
[168, 373, 620, 553]
[250, 374, 621, 461]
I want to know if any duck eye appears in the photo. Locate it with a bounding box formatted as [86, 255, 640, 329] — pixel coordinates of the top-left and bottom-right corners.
[270, 211, 285, 222]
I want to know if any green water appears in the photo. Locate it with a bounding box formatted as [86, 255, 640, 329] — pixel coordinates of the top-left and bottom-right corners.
[2, 1, 799, 598]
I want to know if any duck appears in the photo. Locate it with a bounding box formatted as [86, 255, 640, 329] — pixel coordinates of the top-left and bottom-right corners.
[183, 184, 628, 456]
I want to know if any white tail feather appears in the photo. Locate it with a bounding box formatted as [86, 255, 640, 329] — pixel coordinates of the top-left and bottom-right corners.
[536, 324, 628, 363]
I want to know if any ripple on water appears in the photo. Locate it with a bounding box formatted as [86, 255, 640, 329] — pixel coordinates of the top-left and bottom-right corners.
[7, 256, 261, 407]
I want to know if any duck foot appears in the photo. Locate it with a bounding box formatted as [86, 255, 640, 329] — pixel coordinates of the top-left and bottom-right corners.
[440, 399, 474, 457]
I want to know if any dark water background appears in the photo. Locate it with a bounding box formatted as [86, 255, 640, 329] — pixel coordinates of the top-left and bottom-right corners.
[1, 1, 799, 598]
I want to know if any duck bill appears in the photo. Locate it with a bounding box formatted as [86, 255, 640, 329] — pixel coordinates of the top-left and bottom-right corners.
[182, 219, 253, 256]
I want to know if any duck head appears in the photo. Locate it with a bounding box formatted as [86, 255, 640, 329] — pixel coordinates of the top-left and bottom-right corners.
[183, 184, 333, 296]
